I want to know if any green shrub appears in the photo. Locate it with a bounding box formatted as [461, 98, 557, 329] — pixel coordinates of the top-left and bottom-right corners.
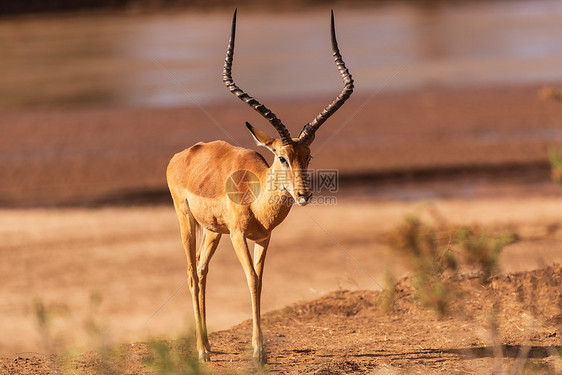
[456, 227, 514, 282]
[386, 213, 514, 314]
[548, 149, 562, 184]
[386, 215, 457, 315]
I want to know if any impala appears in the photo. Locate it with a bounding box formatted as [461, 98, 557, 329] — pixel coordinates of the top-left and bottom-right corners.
[166, 10, 353, 364]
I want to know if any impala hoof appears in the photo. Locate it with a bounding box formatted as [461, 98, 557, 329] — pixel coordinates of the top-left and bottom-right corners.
[253, 350, 267, 366]
[198, 350, 210, 362]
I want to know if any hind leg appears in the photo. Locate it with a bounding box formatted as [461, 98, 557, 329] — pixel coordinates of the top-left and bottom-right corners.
[196, 229, 221, 352]
[172, 200, 209, 361]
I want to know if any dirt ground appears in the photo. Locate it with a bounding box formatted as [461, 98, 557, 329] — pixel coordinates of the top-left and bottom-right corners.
[1, 264, 560, 374]
[1, 83, 562, 373]
[192, 265, 562, 374]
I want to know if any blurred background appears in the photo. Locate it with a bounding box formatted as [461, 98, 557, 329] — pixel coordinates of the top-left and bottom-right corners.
[2, 0, 562, 357]
[2, 0, 562, 206]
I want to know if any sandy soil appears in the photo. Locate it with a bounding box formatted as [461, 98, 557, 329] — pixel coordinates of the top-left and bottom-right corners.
[1, 264, 560, 374]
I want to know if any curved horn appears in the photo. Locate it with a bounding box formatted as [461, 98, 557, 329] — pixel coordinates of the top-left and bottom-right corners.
[299, 10, 354, 144]
[223, 9, 293, 145]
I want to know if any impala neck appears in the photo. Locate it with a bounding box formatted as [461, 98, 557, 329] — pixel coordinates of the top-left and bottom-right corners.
[252, 164, 294, 228]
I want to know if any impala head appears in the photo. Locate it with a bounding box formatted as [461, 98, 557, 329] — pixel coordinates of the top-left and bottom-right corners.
[246, 122, 313, 205]
[223, 9, 354, 206]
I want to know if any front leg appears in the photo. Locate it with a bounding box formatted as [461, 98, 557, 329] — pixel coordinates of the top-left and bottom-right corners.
[254, 237, 270, 307]
[230, 231, 267, 365]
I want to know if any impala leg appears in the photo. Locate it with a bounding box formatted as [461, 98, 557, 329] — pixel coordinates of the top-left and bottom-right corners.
[174, 205, 209, 362]
[253, 237, 270, 361]
[253, 237, 270, 313]
[230, 231, 267, 365]
[197, 229, 221, 352]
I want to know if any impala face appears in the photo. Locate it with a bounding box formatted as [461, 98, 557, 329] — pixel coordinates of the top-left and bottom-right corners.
[271, 140, 313, 206]
[246, 122, 314, 205]
[278, 144, 313, 206]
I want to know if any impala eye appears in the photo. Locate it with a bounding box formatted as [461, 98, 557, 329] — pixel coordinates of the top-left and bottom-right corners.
[279, 156, 288, 165]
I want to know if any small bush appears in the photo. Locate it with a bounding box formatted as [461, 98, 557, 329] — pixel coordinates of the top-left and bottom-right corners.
[32, 292, 206, 375]
[548, 149, 562, 184]
[456, 227, 514, 282]
[386, 213, 514, 314]
[380, 265, 398, 313]
[386, 215, 457, 315]
[144, 337, 206, 375]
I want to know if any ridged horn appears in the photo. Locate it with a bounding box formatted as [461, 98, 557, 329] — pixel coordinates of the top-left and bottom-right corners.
[223, 9, 293, 146]
[298, 10, 354, 144]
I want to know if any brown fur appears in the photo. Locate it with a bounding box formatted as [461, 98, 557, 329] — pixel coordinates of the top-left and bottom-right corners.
[168, 141, 268, 199]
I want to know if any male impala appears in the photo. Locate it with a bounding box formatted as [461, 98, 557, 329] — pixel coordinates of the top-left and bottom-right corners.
[167, 10, 353, 364]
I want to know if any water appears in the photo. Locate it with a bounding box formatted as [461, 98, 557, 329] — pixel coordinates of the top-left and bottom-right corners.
[1, 1, 562, 110]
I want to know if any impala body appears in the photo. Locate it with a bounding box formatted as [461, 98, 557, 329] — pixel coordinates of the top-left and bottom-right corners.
[167, 10, 353, 364]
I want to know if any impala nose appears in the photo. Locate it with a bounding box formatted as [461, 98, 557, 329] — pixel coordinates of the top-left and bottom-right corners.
[297, 192, 312, 206]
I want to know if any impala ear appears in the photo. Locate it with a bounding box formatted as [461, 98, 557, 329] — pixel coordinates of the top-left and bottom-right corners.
[246, 122, 275, 149]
